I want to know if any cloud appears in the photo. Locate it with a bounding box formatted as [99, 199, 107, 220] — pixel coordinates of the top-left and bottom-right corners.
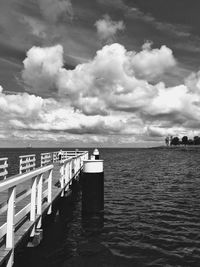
[0, 91, 43, 117]
[4, 41, 200, 145]
[0, 90, 46, 142]
[95, 15, 125, 42]
[0, 85, 126, 138]
[22, 43, 176, 115]
[185, 71, 200, 93]
[22, 16, 46, 38]
[38, 0, 73, 23]
[126, 44, 176, 81]
[22, 45, 64, 95]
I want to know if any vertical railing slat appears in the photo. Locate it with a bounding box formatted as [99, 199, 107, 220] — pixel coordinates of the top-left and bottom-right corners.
[36, 174, 43, 228]
[64, 162, 69, 192]
[30, 176, 37, 237]
[47, 169, 53, 214]
[6, 186, 16, 267]
[60, 164, 64, 197]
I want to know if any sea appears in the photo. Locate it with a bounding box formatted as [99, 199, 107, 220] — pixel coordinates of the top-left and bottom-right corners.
[1, 147, 200, 267]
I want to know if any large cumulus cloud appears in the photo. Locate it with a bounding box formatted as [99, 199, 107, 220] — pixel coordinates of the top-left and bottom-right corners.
[22, 43, 176, 115]
[22, 45, 63, 95]
[0, 86, 128, 140]
[2, 42, 200, 145]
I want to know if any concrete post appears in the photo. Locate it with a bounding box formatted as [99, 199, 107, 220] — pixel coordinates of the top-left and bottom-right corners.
[82, 160, 104, 214]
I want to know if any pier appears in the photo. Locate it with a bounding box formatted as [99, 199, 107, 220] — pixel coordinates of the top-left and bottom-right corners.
[0, 150, 89, 267]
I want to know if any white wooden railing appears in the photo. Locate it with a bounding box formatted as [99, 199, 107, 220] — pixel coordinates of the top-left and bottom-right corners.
[0, 165, 53, 267]
[0, 158, 8, 180]
[0, 150, 89, 267]
[59, 152, 88, 196]
[62, 151, 68, 160]
[41, 153, 52, 167]
[52, 150, 88, 162]
[53, 152, 59, 162]
[19, 154, 36, 174]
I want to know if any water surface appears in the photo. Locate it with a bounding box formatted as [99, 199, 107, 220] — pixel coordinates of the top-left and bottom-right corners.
[1, 147, 200, 266]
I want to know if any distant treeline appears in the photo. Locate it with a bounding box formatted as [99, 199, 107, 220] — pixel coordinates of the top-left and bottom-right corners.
[165, 136, 200, 146]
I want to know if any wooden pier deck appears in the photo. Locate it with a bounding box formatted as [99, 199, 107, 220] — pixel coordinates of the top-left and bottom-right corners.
[0, 150, 89, 267]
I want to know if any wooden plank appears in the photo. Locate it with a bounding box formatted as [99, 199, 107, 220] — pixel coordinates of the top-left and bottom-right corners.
[0, 219, 39, 265]
[0, 248, 11, 266]
[15, 220, 35, 247]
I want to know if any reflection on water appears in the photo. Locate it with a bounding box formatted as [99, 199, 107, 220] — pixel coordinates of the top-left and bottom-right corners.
[82, 213, 104, 235]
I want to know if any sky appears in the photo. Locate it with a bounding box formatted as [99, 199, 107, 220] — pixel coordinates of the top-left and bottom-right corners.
[0, 0, 200, 147]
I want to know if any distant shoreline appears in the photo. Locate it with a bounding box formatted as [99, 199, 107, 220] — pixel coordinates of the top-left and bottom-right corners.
[150, 145, 200, 150]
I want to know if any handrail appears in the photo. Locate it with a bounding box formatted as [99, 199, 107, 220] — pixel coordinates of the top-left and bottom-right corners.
[19, 154, 35, 159]
[0, 157, 8, 161]
[0, 165, 53, 192]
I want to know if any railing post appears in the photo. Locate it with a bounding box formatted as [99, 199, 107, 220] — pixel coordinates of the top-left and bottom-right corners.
[3, 158, 8, 180]
[47, 169, 53, 214]
[40, 154, 43, 167]
[76, 157, 79, 175]
[30, 176, 37, 237]
[6, 186, 16, 267]
[37, 174, 43, 228]
[74, 158, 77, 176]
[64, 162, 69, 192]
[69, 160, 72, 183]
[72, 159, 75, 180]
[82, 155, 85, 167]
[60, 164, 64, 197]
[78, 156, 81, 173]
[78, 156, 81, 171]
[19, 157, 22, 174]
[33, 155, 36, 170]
[28, 156, 30, 172]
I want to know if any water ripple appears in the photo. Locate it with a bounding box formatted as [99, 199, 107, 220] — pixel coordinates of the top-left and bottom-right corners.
[102, 148, 200, 266]
[10, 147, 200, 266]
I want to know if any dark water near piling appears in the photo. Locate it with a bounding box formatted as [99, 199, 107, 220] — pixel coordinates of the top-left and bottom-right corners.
[1, 147, 200, 266]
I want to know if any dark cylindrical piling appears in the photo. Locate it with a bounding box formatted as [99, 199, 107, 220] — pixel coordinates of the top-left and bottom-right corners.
[93, 148, 100, 160]
[82, 160, 104, 214]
